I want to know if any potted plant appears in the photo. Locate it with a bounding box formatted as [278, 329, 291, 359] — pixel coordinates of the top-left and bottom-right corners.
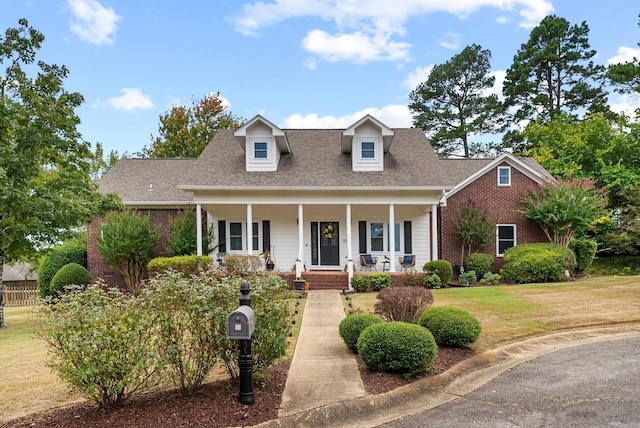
[261, 250, 275, 271]
[293, 276, 306, 291]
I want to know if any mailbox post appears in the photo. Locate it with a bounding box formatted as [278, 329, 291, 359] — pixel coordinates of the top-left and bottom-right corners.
[226, 280, 255, 405]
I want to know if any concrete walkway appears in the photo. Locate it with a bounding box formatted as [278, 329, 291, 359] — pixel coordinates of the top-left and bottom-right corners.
[278, 290, 366, 417]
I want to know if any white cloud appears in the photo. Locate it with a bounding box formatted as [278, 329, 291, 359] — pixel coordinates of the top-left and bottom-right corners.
[404, 65, 434, 90]
[283, 104, 413, 128]
[608, 46, 640, 65]
[231, 0, 553, 63]
[609, 94, 640, 117]
[68, 0, 121, 45]
[107, 88, 154, 111]
[438, 32, 460, 50]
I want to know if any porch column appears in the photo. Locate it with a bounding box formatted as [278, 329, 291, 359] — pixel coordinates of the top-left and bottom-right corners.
[196, 204, 203, 256]
[431, 204, 438, 261]
[346, 204, 354, 287]
[246, 204, 253, 255]
[389, 204, 396, 272]
[296, 204, 304, 277]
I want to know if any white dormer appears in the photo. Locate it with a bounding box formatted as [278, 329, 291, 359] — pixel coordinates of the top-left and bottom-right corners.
[234, 115, 291, 172]
[341, 115, 394, 172]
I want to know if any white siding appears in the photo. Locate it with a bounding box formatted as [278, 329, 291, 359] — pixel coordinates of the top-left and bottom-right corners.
[352, 122, 384, 172]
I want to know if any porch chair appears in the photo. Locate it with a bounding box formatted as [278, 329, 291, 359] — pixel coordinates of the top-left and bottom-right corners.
[398, 255, 416, 272]
[359, 254, 378, 271]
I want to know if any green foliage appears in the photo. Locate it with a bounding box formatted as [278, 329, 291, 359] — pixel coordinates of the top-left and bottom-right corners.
[357, 322, 438, 377]
[480, 272, 502, 285]
[402, 273, 442, 289]
[571, 238, 598, 273]
[374, 287, 434, 323]
[454, 199, 495, 267]
[148, 255, 212, 277]
[37, 242, 87, 299]
[36, 284, 157, 409]
[409, 44, 505, 157]
[597, 184, 640, 256]
[419, 306, 482, 347]
[591, 255, 640, 275]
[458, 270, 477, 285]
[606, 17, 640, 96]
[368, 273, 391, 291]
[423, 260, 453, 285]
[465, 253, 494, 278]
[338, 313, 383, 353]
[49, 263, 91, 296]
[96, 210, 161, 295]
[222, 254, 262, 276]
[350, 275, 369, 292]
[140, 93, 245, 158]
[520, 176, 608, 246]
[502, 15, 608, 152]
[165, 210, 215, 256]
[502, 243, 577, 284]
[142, 270, 224, 396]
[425, 274, 443, 289]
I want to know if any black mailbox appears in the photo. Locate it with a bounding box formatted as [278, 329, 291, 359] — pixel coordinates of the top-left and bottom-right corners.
[227, 306, 256, 340]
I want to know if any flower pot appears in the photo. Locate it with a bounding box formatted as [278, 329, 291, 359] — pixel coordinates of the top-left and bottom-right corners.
[304, 282, 310, 291]
[266, 263, 275, 271]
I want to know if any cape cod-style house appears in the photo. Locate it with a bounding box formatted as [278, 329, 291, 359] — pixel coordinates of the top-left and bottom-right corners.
[88, 114, 550, 288]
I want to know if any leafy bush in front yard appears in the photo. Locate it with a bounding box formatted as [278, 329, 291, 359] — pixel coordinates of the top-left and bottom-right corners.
[374, 286, 434, 323]
[480, 272, 502, 285]
[37, 284, 157, 409]
[402, 273, 442, 289]
[338, 313, 383, 353]
[423, 260, 453, 285]
[223, 254, 262, 276]
[351, 275, 369, 292]
[357, 322, 438, 377]
[419, 306, 482, 347]
[368, 273, 391, 291]
[49, 263, 91, 296]
[571, 238, 597, 273]
[501, 243, 576, 284]
[465, 253, 494, 278]
[37, 241, 87, 299]
[148, 255, 213, 277]
[458, 270, 477, 285]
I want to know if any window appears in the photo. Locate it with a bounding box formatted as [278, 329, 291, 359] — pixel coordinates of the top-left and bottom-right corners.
[228, 222, 261, 252]
[496, 224, 516, 256]
[254, 141, 268, 159]
[498, 166, 511, 186]
[361, 141, 375, 159]
[252, 223, 259, 252]
[370, 222, 401, 252]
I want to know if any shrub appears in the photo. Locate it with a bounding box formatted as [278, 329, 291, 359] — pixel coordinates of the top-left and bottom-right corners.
[425, 274, 442, 289]
[148, 255, 213, 277]
[142, 270, 225, 396]
[374, 287, 434, 323]
[480, 272, 502, 285]
[96, 210, 161, 295]
[357, 322, 438, 377]
[165, 210, 216, 256]
[402, 273, 442, 289]
[458, 270, 477, 285]
[338, 313, 383, 353]
[571, 238, 597, 273]
[423, 260, 453, 285]
[49, 263, 91, 296]
[465, 253, 494, 278]
[369, 273, 391, 291]
[36, 284, 157, 409]
[350, 275, 369, 292]
[223, 254, 262, 276]
[501, 243, 577, 284]
[38, 242, 87, 299]
[419, 306, 482, 347]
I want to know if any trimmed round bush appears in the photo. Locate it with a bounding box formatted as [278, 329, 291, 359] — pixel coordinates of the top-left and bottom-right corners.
[357, 322, 438, 377]
[38, 242, 87, 298]
[419, 306, 481, 347]
[338, 313, 383, 353]
[50, 263, 92, 296]
[465, 253, 494, 278]
[422, 260, 453, 285]
[571, 238, 597, 273]
[350, 275, 369, 292]
[368, 273, 391, 291]
[502, 243, 577, 284]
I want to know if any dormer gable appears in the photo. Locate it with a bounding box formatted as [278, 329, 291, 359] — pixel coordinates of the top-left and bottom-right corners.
[234, 115, 291, 172]
[341, 114, 394, 172]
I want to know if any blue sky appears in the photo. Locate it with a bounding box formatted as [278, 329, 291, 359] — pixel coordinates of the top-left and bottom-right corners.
[3, 0, 640, 156]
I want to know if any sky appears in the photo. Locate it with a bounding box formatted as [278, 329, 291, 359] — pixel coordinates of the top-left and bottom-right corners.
[3, 0, 640, 157]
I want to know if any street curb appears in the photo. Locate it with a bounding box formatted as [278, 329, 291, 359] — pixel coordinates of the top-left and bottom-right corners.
[252, 324, 640, 428]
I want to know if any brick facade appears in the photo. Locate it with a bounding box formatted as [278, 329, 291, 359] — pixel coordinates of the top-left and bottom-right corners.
[87, 209, 182, 289]
[439, 163, 548, 274]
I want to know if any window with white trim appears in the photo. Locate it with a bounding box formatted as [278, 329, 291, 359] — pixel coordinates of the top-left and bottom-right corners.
[498, 166, 511, 186]
[361, 141, 375, 159]
[228, 221, 262, 252]
[369, 222, 401, 252]
[496, 224, 516, 256]
[254, 141, 268, 159]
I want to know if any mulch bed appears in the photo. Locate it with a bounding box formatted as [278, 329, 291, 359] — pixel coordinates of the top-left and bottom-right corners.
[3, 349, 474, 428]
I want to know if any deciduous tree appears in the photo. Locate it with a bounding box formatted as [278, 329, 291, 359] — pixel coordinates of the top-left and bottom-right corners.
[409, 44, 504, 157]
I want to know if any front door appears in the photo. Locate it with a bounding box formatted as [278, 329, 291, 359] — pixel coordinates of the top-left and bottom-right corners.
[314, 221, 340, 266]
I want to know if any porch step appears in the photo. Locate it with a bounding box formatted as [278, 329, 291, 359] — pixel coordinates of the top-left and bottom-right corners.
[301, 271, 349, 290]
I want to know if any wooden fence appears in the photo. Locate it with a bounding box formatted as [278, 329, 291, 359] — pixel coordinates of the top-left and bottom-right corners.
[2, 280, 38, 307]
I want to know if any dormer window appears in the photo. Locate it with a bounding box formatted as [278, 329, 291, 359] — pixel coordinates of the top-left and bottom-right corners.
[254, 141, 268, 159]
[361, 141, 376, 159]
